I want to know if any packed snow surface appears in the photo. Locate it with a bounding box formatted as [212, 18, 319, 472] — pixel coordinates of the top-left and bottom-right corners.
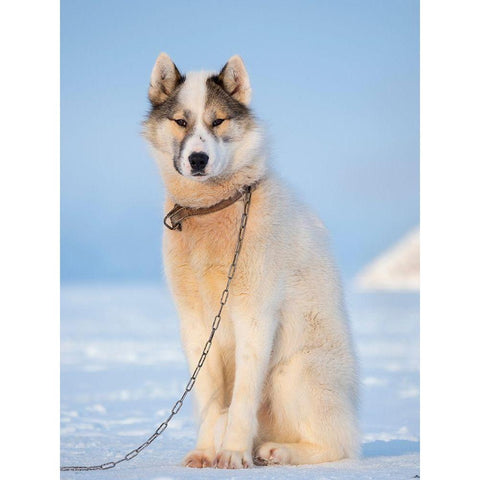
[61, 285, 419, 479]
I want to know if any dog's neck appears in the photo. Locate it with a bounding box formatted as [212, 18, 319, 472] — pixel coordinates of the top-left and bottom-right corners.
[161, 158, 267, 209]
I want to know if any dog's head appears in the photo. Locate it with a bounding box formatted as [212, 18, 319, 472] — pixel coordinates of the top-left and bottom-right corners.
[144, 54, 265, 184]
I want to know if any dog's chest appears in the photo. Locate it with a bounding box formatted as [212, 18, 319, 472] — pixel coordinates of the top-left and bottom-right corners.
[177, 207, 241, 275]
[168, 208, 242, 343]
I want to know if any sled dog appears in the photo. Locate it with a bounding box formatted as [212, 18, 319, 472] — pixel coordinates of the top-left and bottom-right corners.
[144, 53, 359, 468]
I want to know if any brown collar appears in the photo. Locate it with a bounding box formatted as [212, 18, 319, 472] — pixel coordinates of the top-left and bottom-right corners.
[164, 183, 257, 231]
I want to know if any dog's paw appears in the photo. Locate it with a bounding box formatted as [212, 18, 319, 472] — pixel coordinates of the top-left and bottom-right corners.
[183, 448, 215, 468]
[214, 449, 253, 469]
[254, 442, 290, 465]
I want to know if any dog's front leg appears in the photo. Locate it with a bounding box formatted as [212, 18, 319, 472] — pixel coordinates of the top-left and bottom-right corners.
[215, 303, 275, 469]
[180, 312, 225, 468]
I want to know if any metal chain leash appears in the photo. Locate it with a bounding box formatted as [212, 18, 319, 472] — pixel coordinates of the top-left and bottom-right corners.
[60, 186, 253, 472]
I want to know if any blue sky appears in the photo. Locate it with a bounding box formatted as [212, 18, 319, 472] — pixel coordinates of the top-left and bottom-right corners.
[61, 0, 419, 283]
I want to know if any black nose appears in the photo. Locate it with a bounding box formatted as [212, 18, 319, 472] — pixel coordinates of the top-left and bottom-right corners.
[188, 152, 209, 171]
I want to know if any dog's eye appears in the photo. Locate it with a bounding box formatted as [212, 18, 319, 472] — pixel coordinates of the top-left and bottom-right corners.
[212, 119, 225, 127]
[174, 119, 187, 128]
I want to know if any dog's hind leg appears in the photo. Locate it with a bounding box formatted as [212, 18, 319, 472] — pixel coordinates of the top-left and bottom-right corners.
[256, 347, 359, 465]
[254, 441, 346, 465]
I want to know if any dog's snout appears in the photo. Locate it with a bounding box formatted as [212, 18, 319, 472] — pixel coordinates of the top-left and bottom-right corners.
[188, 152, 209, 172]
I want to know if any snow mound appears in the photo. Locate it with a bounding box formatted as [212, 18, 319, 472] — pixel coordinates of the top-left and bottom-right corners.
[355, 228, 419, 291]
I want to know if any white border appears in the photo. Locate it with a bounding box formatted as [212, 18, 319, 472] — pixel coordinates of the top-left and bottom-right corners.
[0, 1, 59, 477]
[422, 0, 480, 478]
[2, 0, 480, 478]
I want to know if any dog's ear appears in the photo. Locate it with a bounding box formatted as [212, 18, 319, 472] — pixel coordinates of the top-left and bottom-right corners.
[149, 53, 183, 106]
[218, 55, 251, 105]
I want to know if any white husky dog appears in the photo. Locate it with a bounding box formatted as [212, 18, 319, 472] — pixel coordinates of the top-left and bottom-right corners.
[144, 53, 359, 469]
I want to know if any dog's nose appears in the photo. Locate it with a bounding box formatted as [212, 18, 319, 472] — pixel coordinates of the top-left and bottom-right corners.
[188, 152, 209, 171]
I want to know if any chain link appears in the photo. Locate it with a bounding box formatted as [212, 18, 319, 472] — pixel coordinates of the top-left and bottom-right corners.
[60, 186, 253, 472]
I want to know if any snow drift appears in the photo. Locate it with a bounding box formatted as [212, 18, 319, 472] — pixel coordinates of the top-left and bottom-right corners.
[355, 228, 419, 291]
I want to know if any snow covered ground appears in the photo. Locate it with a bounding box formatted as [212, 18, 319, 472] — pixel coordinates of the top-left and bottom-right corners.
[61, 284, 419, 479]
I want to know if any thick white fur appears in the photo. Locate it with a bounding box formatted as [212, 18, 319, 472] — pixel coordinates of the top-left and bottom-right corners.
[147, 54, 359, 469]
